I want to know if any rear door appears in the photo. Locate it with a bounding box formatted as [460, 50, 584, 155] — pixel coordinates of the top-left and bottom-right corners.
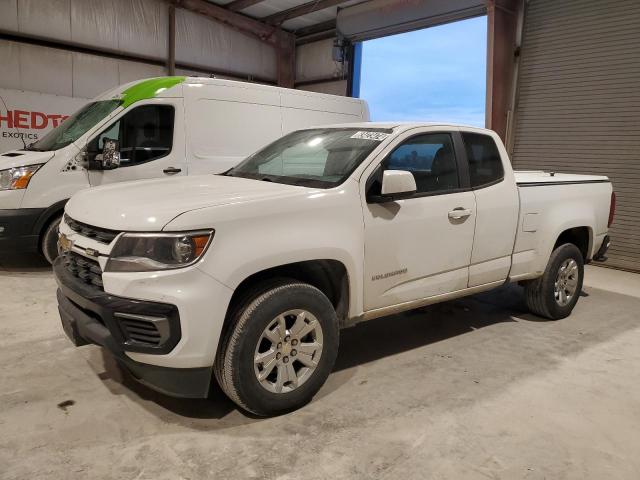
[462, 131, 519, 286]
[87, 98, 186, 186]
[361, 129, 476, 311]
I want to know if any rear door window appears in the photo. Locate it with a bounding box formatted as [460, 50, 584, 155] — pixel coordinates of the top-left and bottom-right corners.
[461, 133, 504, 188]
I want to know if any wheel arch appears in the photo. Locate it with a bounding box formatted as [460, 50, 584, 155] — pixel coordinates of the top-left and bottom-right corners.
[34, 199, 67, 236]
[34, 199, 68, 251]
[553, 225, 593, 262]
[226, 259, 351, 328]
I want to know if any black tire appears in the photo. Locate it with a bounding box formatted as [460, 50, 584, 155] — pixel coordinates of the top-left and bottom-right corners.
[41, 215, 62, 265]
[524, 243, 584, 320]
[215, 279, 339, 416]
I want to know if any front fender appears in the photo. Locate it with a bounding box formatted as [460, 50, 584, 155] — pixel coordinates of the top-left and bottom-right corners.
[166, 182, 366, 317]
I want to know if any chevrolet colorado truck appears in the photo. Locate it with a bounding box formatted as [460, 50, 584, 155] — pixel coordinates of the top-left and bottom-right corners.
[53, 123, 614, 416]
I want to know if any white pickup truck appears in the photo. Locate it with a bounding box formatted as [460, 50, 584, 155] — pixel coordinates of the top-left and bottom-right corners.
[53, 123, 614, 416]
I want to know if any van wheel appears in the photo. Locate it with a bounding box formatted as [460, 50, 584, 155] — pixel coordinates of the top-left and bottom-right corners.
[41, 214, 62, 265]
[215, 280, 339, 416]
[524, 243, 584, 320]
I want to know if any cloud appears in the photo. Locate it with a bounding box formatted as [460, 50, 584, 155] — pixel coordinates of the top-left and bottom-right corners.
[359, 16, 487, 127]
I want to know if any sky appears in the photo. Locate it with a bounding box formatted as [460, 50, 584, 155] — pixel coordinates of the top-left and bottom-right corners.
[359, 16, 487, 127]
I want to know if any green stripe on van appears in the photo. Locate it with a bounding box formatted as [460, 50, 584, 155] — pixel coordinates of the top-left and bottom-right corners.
[120, 76, 186, 108]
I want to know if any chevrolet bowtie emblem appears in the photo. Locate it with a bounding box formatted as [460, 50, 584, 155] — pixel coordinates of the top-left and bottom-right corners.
[85, 248, 99, 258]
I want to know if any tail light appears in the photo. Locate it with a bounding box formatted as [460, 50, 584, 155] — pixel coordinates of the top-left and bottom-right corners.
[608, 191, 616, 228]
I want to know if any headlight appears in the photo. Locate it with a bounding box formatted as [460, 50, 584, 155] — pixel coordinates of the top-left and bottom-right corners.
[105, 230, 214, 272]
[0, 164, 43, 191]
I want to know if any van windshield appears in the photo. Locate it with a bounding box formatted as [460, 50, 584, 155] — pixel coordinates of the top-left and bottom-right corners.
[226, 128, 392, 188]
[27, 100, 122, 152]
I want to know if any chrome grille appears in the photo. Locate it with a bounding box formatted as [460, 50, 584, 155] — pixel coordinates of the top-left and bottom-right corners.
[62, 252, 104, 290]
[64, 214, 120, 244]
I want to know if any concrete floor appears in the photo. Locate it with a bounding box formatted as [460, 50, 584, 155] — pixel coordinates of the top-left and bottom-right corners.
[2, 255, 640, 480]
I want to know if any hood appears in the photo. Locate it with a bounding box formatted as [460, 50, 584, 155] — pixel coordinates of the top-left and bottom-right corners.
[0, 150, 55, 169]
[65, 174, 309, 231]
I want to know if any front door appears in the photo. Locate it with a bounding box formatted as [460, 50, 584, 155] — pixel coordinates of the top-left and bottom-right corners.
[88, 99, 186, 186]
[362, 131, 476, 311]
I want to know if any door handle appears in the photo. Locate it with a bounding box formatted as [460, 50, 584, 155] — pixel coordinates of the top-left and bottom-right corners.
[163, 167, 181, 175]
[448, 207, 473, 220]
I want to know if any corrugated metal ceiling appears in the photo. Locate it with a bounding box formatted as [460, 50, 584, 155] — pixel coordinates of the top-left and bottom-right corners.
[205, 0, 366, 34]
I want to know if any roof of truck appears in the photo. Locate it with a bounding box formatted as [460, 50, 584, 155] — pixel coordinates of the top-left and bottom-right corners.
[306, 121, 496, 133]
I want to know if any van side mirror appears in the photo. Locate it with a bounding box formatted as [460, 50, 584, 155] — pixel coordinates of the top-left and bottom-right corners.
[369, 170, 417, 203]
[87, 138, 120, 170]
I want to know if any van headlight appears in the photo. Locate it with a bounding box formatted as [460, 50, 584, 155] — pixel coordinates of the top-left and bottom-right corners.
[0, 164, 43, 190]
[105, 231, 214, 272]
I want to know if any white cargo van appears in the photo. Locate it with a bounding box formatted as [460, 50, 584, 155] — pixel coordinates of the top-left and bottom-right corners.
[0, 76, 369, 262]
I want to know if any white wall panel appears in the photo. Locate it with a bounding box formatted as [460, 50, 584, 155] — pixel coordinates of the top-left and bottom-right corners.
[0, 0, 18, 31]
[2, 0, 278, 94]
[296, 39, 339, 82]
[19, 43, 72, 96]
[175, 9, 277, 80]
[117, 60, 165, 85]
[115, 0, 168, 59]
[0, 41, 21, 90]
[70, 0, 119, 52]
[18, 0, 72, 41]
[72, 53, 120, 99]
[0, 40, 169, 99]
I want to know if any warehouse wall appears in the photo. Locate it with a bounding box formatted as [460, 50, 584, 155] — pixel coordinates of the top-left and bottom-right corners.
[0, 0, 277, 81]
[0, 0, 279, 150]
[295, 39, 348, 96]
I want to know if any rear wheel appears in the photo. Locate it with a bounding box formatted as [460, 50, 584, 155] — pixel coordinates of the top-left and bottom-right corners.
[41, 214, 62, 265]
[524, 243, 584, 320]
[215, 280, 339, 416]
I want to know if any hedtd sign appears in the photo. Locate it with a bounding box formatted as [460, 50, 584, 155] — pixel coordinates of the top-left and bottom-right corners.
[0, 88, 86, 152]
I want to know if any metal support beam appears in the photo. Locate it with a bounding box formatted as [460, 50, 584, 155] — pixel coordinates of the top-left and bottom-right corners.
[172, 0, 296, 87]
[263, 0, 348, 26]
[276, 33, 296, 88]
[485, 0, 521, 141]
[0, 31, 275, 84]
[173, 0, 281, 45]
[225, 0, 266, 12]
[167, 3, 176, 75]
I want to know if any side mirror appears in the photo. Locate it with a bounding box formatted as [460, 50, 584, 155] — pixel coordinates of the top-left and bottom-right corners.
[371, 170, 416, 202]
[88, 138, 120, 170]
[100, 138, 120, 170]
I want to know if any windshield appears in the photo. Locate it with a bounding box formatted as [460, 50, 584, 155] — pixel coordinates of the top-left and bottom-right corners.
[27, 100, 121, 151]
[227, 128, 392, 188]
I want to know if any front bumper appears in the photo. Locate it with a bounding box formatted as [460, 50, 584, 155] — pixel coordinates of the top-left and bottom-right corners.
[0, 208, 44, 254]
[53, 256, 213, 398]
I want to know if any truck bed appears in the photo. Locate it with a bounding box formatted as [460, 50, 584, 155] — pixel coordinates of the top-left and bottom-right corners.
[509, 170, 612, 281]
[515, 170, 609, 186]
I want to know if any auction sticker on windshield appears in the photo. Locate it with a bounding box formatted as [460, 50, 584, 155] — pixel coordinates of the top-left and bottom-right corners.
[350, 131, 391, 141]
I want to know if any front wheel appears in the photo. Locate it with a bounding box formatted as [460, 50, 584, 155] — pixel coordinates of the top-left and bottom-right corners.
[524, 243, 584, 320]
[215, 280, 339, 416]
[41, 214, 62, 265]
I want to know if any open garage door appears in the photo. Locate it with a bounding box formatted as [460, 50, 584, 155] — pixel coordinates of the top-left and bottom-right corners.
[511, 0, 640, 272]
[355, 17, 487, 125]
[337, 0, 485, 41]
